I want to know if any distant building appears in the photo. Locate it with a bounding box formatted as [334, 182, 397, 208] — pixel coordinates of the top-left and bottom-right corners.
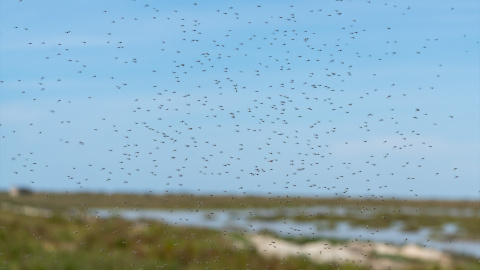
[9, 186, 33, 197]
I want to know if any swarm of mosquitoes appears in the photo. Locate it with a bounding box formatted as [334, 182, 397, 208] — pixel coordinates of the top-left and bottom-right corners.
[1, 0, 478, 268]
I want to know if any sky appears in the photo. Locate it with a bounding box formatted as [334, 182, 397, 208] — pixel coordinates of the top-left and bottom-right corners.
[0, 0, 479, 199]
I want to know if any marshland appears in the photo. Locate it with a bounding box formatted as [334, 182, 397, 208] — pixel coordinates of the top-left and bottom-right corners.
[2, 192, 479, 269]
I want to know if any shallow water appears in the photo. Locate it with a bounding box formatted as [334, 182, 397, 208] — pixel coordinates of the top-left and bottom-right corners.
[93, 207, 480, 259]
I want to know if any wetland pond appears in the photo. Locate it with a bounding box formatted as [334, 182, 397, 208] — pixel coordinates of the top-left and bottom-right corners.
[93, 205, 480, 259]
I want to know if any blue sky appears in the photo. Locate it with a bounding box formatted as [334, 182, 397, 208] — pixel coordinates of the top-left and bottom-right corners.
[1, 0, 479, 199]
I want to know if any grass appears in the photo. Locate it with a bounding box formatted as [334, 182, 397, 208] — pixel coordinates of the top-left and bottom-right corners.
[2, 209, 476, 270]
[260, 230, 350, 245]
[1, 192, 479, 269]
[1, 192, 479, 212]
[247, 205, 480, 241]
[0, 209, 369, 270]
[2, 191, 480, 241]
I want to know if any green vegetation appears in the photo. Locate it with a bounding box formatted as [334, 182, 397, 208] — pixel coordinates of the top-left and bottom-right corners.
[0, 209, 367, 270]
[1, 192, 479, 269]
[1, 192, 479, 212]
[250, 211, 480, 241]
[262, 231, 350, 245]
